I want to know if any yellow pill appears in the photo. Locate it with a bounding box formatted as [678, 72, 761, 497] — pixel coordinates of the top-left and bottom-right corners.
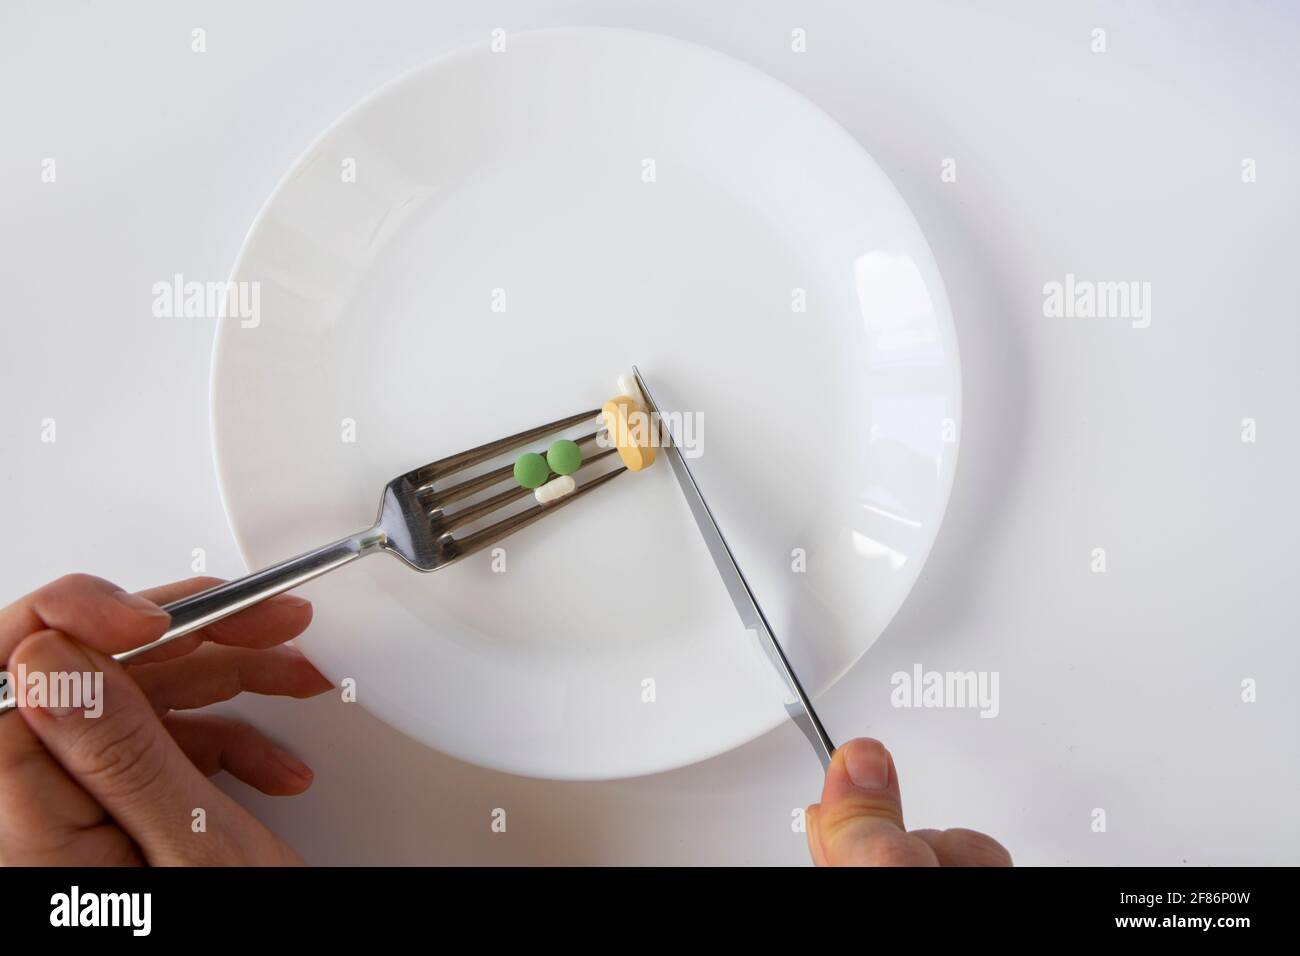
[601, 395, 657, 471]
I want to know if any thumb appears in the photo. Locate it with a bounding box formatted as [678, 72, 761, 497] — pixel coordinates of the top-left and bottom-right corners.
[11, 630, 285, 864]
[809, 737, 938, 867]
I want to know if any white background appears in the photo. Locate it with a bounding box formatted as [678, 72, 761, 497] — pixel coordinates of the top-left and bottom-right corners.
[2, 1, 1297, 864]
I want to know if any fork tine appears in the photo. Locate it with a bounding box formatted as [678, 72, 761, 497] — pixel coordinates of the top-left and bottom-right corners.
[422, 429, 608, 509]
[423, 460, 517, 509]
[439, 445, 621, 533]
[413, 409, 601, 484]
[447, 466, 627, 561]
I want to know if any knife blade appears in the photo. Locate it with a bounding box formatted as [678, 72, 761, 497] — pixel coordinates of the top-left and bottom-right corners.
[631, 366, 835, 770]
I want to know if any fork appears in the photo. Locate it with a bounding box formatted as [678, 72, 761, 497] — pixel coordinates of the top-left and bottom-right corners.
[1, 407, 624, 709]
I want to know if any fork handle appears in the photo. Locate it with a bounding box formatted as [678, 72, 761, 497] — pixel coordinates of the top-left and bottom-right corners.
[113, 528, 385, 665]
[0, 528, 384, 715]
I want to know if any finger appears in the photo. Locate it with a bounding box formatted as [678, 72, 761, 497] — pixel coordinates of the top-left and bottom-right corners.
[0, 577, 172, 865]
[0, 704, 128, 865]
[135, 578, 229, 605]
[911, 827, 1014, 867]
[816, 738, 938, 867]
[124, 577, 312, 664]
[131, 644, 333, 714]
[0, 574, 169, 662]
[164, 713, 315, 796]
[805, 804, 829, 867]
[11, 629, 270, 864]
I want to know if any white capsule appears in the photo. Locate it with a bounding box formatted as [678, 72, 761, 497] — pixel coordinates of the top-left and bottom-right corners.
[534, 474, 576, 505]
[616, 371, 647, 408]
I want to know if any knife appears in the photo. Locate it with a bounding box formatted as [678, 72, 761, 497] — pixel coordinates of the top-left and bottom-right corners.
[631, 367, 836, 770]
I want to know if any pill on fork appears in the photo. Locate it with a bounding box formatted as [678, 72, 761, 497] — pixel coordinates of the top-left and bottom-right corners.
[513, 451, 550, 489]
[534, 474, 576, 504]
[617, 371, 647, 407]
[601, 396, 657, 471]
[546, 439, 583, 476]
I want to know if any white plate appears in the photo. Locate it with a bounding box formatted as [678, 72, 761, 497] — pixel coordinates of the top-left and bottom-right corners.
[211, 27, 960, 779]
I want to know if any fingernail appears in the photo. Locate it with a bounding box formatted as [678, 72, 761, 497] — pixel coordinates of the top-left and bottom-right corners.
[276, 594, 311, 609]
[272, 747, 313, 780]
[19, 632, 90, 718]
[112, 590, 170, 619]
[843, 742, 890, 790]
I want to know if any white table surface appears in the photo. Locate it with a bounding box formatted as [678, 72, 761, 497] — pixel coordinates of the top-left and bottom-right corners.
[3, 0, 1297, 865]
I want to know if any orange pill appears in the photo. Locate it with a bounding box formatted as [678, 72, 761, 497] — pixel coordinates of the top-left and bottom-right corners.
[601, 396, 657, 471]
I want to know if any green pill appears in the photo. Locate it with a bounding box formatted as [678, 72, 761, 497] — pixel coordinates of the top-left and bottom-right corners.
[513, 452, 550, 489]
[546, 439, 583, 476]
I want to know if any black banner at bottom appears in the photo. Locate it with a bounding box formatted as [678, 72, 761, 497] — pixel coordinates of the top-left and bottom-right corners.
[0, 865, 1277, 940]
